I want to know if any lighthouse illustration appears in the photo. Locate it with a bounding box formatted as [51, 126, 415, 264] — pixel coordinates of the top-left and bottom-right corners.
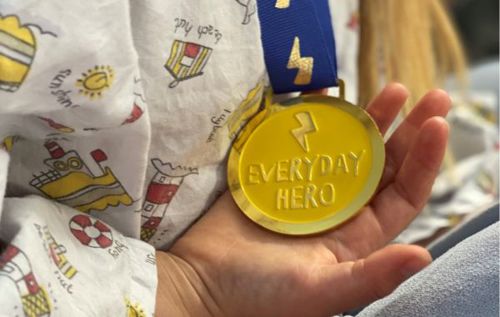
[30, 141, 133, 213]
[140, 159, 198, 242]
[0, 244, 51, 317]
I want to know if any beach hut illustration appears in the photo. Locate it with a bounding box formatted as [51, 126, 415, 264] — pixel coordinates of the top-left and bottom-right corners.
[164, 40, 212, 88]
[0, 15, 36, 92]
[30, 141, 133, 213]
[140, 159, 198, 242]
[0, 244, 51, 317]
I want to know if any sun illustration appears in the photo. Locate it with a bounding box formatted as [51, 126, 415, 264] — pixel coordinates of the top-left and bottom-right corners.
[76, 65, 114, 99]
[126, 298, 146, 317]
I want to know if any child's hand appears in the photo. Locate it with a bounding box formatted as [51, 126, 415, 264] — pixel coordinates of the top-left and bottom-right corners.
[156, 84, 451, 316]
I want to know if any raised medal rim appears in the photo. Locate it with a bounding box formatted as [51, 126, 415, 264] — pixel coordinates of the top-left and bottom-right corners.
[228, 95, 385, 235]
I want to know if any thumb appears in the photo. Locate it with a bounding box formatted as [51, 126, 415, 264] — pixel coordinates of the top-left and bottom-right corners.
[323, 244, 432, 314]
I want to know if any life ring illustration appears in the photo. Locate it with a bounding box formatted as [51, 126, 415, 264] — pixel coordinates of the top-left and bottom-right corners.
[69, 214, 113, 249]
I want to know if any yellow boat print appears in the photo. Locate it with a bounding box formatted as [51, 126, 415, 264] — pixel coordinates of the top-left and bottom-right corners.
[30, 141, 132, 213]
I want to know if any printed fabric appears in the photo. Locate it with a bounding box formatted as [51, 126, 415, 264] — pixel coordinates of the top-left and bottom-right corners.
[0, 0, 358, 315]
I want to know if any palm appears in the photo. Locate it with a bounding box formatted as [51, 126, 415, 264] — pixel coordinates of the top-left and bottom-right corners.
[170, 84, 451, 317]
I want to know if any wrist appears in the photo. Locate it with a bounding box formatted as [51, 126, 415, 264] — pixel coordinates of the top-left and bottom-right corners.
[155, 251, 221, 316]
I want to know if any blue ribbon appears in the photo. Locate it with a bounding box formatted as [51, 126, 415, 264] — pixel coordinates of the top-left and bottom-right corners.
[257, 0, 338, 94]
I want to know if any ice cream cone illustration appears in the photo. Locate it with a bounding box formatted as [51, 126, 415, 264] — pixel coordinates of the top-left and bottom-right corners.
[0, 244, 51, 317]
[165, 40, 212, 88]
[30, 142, 133, 212]
[0, 15, 36, 92]
[140, 159, 198, 241]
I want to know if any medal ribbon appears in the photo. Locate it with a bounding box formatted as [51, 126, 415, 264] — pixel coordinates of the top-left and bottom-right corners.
[257, 0, 338, 94]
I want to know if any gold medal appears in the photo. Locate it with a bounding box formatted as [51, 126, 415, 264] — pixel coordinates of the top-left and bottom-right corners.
[228, 86, 385, 235]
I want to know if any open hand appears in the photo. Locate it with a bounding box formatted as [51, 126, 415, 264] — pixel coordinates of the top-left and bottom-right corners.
[157, 83, 451, 317]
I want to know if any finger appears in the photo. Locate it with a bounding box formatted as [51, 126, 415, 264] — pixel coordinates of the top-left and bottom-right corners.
[378, 89, 451, 190]
[373, 117, 449, 240]
[385, 89, 451, 169]
[320, 244, 431, 314]
[366, 83, 409, 135]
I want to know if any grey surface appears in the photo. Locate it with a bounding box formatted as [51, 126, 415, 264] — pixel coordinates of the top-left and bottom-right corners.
[428, 203, 499, 259]
[358, 223, 499, 317]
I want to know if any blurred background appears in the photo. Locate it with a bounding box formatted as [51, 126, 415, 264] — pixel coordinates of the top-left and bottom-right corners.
[452, 0, 498, 63]
[396, 0, 499, 247]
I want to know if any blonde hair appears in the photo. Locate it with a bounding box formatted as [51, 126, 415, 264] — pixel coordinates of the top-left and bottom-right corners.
[359, 0, 467, 113]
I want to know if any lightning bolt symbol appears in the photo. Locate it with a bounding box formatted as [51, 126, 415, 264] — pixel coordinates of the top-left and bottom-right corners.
[275, 0, 290, 9]
[287, 36, 314, 86]
[291, 112, 317, 153]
